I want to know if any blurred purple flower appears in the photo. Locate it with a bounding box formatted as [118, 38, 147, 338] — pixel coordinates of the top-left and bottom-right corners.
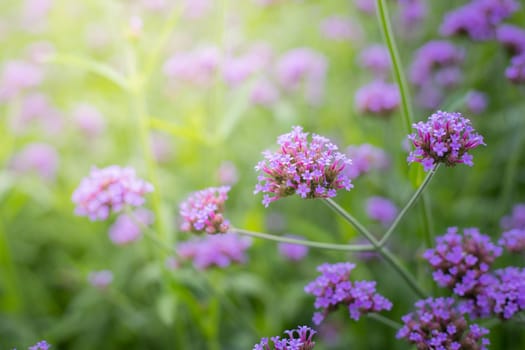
[109, 209, 153, 245]
[151, 132, 174, 164]
[344, 144, 390, 179]
[177, 233, 251, 269]
[354, 81, 400, 116]
[253, 325, 316, 350]
[254, 126, 353, 207]
[397, 0, 427, 30]
[223, 45, 273, 87]
[397, 297, 490, 350]
[251, 78, 280, 107]
[278, 235, 309, 261]
[72, 166, 153, 221]
[407, 111, 485, 171]
[466, 91, 488, 114]
[217, 161, 239, 186]
[409, 41, 464, 88]
[11, 93, 63, 135]
[358, 45, 391, 77]
[28, 341, 51, 350]
[25, 41, 55, 63]
[422, 227, 502, 296]
[88, 270, 113, 290]
[498, 228, 525, 252]
[497, 24, 525, 55]
[500, 203, 525, 230]
[275, 48, 327, 105]
[163, 46, 221, 87]
[10, 143, 59, 182]
[179, 186, 231, 234]
[354, 0, 375, 14]
[72, 103, 105, 138]
[506, 53, 525, 84]
[21, 0, 53, 33]
[0, 60, 44, 101]
[366, 196, 398, 227]
[304, 262, 392, 325]
[320, 16, 362, 42]
[440, 0, 520, 41]
[415, 84, 444, 110]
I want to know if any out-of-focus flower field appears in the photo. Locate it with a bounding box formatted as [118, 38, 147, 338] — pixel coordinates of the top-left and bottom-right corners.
[1, 0, 525, 349]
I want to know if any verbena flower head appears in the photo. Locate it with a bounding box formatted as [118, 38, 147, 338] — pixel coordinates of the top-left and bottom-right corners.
[176, 233, 251, 269]
[88, 270, 113, 290]
[498, 228, 525, 252]
[497, 24, 525, 55]
[410, 41, 464, 88]
[72, 103, 106, 138]
[354, 81, 400, 116]
[500, 203, 525, 230]
[344, 144, 390, 179]
[407, 111, 485, 171]
[28, 341, 51, 350]
[397, 297, 490, 350]
[440, 0, 520, 41]
[304, 262, 392, 325]
[179, 186, 230, 234]
[465, 90, 488, 114]
[10, 142, 59, 182]
[0, 60, 43, 101]
[366, 196, 398, 227]
[422, 227, 502, 297]
[506, 53, 525, 84]
[72, 166, 153, 221]
[459, 267, 525, 319]
[358, 45, 391, 77]
[109, 209, 153, 245]
[278, 234, 309, 261]
[319, 15, 362, 42]
[254, 126, 353, 207]
[253, 325, 316, 350]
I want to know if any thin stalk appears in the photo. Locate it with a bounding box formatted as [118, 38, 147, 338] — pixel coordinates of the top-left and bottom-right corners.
[233, 228, 375, 252]
[367, 313, 402, 330]
[323, 198, 379, 245]
[376, 0, 414, 134]
[322, 199, 427, 298]
[379, 164, 439, 246]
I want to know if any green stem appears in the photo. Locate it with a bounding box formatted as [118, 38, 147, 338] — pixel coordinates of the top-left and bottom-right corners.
[232, 228, 375, 252]
[379, 164, 439, 246]
[420, 192, 434, 249]
[0, 221, 22, 313]
[323, 198, 379, 245]
[376, 0, 414, 133]
[367, 313, 402, 330]
[322, 199, 427, 298]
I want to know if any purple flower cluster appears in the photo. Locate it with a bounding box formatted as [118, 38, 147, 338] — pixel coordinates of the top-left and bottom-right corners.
[179, 186, 231, 234]
[465, 90, 488, 114]
[320, 16, 362, 42]
[88, 270, 113, 290]
[354, 81, 400, 116]
[28, 341, 51, 350]
[358, 45, 391, 78]
[344, 144, 390, 179]
[497, 24, 525, 56]
[409, 41, 464, 108]
[176, 233, 251, 269]
[499, 228, 525, 252]
[254, 126, 353, 207]
[505, 54, 525, 84]
[109, 209, 153, 245]
[253, 325, 316, 350]
[423, 227, 502, 297]
[0, 59, 43, 101]
[278, 235, 309, 261]
[72, 166, 154, 221]
[440, 0, 520, 41]
[407, 111, 485, 171]
[366, 196, 398, 227]
[163, 46, 221, 88]
[304, 262, 392, 325]
[397, 297, 490, 350]
[500, 203, 525, 230]
[9, 142, 59, 182]
[9, 93, 63, 136]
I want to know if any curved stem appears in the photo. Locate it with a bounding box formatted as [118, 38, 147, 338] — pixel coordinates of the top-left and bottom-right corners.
[323, 198, 379, 245]
[379, 164, 439, 246]
[232, 228, 375, 252]
[376, 0, 414, 134]
[367, 313, 402, 330]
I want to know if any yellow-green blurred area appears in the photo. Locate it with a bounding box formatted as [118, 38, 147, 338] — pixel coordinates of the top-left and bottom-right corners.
[1, 0, 525, 349]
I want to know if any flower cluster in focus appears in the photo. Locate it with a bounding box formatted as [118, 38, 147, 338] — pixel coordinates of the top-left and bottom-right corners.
[253, 325, 316, 350]
[407, 111, 485, 171]
[179, 186, 231, 234]
[254, 126, 353, 207]
[304, 262, 392, 325]
[397, 297, 490, 350]
[72, 166, 154, 221]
